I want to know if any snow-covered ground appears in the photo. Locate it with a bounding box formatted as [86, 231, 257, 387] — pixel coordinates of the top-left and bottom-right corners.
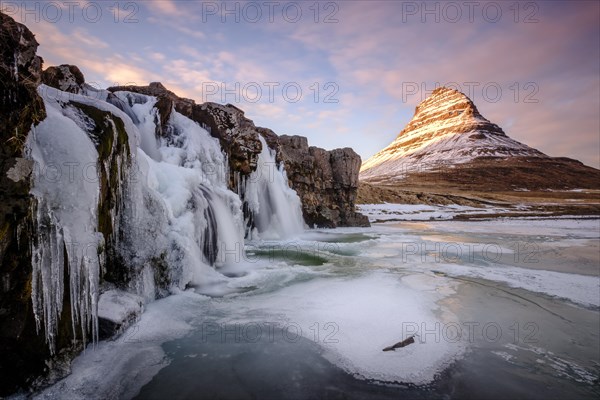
[357, 203, 517, 221]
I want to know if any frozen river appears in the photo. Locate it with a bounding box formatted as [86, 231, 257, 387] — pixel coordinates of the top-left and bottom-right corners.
[37, 218, 600, 399]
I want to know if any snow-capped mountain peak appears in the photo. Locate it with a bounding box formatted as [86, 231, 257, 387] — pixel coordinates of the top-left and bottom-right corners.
[360, 87, 545, 182]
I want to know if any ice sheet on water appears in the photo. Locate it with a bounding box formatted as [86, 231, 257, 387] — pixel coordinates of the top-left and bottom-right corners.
[213, 271, 465, 384]
[361, 219, 600, 307]
[501, 343, 598, 385]
[358, 203, 512, 221]
[439, 262, 600, 308]
[34, 291, 209, 400]
[38, 270, 464, 396]
[425, 218, 600, 238]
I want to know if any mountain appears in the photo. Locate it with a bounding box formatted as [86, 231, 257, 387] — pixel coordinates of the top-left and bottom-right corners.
[360, 87, 600, 190]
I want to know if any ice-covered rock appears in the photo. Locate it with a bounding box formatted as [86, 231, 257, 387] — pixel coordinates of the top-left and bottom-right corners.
[107, 83, 368, 228]
[97, 290, 144, 340]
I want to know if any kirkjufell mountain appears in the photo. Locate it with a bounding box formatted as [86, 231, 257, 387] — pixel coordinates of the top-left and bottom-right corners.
[360, 87, 600, 190]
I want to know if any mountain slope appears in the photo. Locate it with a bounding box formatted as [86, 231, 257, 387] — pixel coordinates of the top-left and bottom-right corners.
[360, 87, 600, 190]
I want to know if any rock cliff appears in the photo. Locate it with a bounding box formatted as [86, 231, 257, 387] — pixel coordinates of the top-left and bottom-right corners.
[277, 135, 369, 227]
[41, 64, 85, 94]
[0, 11, 53, 395]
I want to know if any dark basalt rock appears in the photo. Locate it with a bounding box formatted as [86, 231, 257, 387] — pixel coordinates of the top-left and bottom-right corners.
[0, 14, 137, 395]
[278, 135, 369, 228]
[0, 11, 50, 396]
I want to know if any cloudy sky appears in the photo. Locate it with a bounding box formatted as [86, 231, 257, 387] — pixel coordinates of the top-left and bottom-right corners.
[5, 1, 599, 167]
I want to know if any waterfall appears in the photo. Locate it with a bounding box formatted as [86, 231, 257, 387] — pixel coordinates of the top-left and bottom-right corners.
[111, 92, 162, 162]
[241, 135, 306, 240]
[27, 85, 305, 350]
[122, 95, 245, 275]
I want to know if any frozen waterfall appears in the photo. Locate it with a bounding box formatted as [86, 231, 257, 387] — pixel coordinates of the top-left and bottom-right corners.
[26, 85, 305, 351]
[240, 136, 306, 240]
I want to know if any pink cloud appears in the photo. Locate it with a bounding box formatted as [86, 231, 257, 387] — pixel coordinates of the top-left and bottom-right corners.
[144, 0, 186, 17]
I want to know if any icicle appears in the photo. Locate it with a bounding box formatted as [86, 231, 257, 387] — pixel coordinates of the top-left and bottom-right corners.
[28, 88, 104, 353]
[30, 200, 65, 354]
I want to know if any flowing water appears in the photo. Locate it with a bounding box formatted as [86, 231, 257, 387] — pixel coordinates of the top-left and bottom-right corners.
[36, 219, 600, 400]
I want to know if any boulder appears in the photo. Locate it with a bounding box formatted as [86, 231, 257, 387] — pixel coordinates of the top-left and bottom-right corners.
[41, 65, 85, 94]
[97, 290, 144, 340]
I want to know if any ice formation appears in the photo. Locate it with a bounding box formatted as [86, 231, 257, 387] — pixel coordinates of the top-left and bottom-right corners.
[26, 85, 305, 351]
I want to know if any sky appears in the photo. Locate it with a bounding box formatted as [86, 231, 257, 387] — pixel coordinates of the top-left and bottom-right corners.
[4, 0, 599, 168]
